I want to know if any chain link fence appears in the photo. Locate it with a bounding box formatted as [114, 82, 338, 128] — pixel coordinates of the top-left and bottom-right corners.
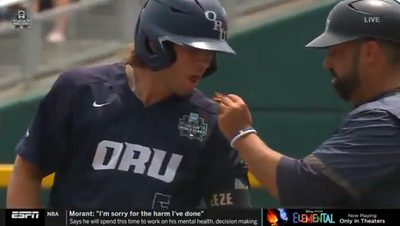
[0, 0, 302, 90]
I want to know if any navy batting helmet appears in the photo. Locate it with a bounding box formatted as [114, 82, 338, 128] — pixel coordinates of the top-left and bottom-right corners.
[306, 0, 400, 48]
[134, 0, 235, 78]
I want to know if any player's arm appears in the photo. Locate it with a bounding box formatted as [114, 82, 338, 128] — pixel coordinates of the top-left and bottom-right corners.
[200, 124, 252, 208]
[234, 109, 400, 207]
[7, 71, 76, 208]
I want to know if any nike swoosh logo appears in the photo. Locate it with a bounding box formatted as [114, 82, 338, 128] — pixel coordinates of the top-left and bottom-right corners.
[93, 102, 110, 107]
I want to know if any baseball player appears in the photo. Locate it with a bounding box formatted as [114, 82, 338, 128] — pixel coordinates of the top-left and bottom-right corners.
[7, 0, 251, 210]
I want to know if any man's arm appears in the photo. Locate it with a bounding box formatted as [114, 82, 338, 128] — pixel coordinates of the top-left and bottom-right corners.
[200, 124, 252, 208]
[7, 72, 75, 208]
[233, 109, 400, 207]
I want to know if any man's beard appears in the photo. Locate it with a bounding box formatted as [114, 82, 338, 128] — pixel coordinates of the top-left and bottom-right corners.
[329, 49, 362, 101]
[330, 67, 361, 101]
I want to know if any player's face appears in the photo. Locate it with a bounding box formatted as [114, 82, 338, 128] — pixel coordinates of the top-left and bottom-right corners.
[323, 41, 362, 101]
[163, 44, 213, 95]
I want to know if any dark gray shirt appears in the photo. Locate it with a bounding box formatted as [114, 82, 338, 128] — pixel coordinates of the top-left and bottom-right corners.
[276, 91, 400, 207]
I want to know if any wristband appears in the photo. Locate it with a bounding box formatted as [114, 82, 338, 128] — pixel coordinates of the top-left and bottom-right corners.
[230, 126, 257, 148]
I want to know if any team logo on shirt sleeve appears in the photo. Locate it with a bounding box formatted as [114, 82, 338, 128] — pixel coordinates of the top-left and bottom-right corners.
[178, 112, 208, 141]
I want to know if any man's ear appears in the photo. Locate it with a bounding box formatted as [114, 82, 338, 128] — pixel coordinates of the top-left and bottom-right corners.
[125, 64, 135, 89]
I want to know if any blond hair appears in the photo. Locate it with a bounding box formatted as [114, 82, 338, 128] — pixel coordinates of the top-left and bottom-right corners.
[122, 44, 145, 89]
[123, 43, 145, 68]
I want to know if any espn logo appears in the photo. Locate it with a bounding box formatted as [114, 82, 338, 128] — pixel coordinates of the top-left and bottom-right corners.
[11, 211, 40, 219]
[6, 209, 44, 226]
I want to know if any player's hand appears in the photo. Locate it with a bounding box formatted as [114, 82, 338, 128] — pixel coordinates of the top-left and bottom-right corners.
[216, 93, 252, 139]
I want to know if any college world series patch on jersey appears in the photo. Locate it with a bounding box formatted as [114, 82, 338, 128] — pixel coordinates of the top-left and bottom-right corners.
[178, 113, 208, 141]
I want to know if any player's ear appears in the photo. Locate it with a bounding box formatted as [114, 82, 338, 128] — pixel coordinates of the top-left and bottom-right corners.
[125, 64, 135, 89]
[362, 40, 379, 62]
[125, 64, 134, 76]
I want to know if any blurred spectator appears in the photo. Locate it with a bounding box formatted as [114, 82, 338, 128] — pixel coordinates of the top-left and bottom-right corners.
[0, 1, 25, 22]
[1, 0, 70, 43]
[32, 0, 70, 43]
[0, 8, 8, 22]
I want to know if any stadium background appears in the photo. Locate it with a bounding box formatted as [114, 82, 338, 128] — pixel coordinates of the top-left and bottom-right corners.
[0, 0, 349, 207]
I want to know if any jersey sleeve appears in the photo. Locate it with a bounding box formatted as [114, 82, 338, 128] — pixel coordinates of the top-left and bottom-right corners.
[15, 71, 77, 176]
[307, 109, 400, 202]
[276, 156, 349, 207]
[200, 124, 252, 208]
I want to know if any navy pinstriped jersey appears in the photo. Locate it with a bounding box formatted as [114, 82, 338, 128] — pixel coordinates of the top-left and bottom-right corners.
[277, 90, 400, 207]
[16, 62, 251, 210]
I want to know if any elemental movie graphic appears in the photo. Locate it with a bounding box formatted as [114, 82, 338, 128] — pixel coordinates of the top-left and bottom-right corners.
[292, 210, 335, 224]
[278, 209, 288, 222]
[265, 209, 288, 226]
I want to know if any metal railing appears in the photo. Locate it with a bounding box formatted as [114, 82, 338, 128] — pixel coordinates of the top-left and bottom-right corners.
[0, 0, 299, 90]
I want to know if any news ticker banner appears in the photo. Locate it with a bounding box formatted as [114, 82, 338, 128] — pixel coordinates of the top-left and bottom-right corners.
[2, 208, 397, 226]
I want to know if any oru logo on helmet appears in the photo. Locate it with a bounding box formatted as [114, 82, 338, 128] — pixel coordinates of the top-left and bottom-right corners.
[204, 10, 227, 41]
